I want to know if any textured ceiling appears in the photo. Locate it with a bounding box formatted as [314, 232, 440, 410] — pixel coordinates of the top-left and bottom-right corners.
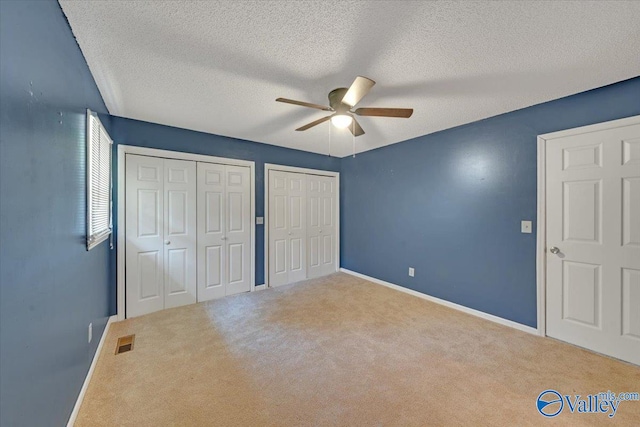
[60, 1, 640, 157]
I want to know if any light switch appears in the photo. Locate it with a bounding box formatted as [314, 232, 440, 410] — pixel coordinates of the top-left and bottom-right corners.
[521, 220, 532, 234]
[256, 217, 264, 225]
[409, 267, 415, 277]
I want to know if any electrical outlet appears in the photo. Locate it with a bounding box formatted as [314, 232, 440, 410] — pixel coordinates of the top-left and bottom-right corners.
[409, 267, 415, 277]
[521, 220, 532, 234]
[88, 323, 93, 343]
[256, 216, 264, 225]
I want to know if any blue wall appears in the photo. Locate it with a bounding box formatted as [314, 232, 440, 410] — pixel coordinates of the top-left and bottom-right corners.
[341, 77, 640, 328]
[107, 116, 340, 312]
[0, 1, 111, 426]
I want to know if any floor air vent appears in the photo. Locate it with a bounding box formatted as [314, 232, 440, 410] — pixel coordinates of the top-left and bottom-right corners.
[115, 335, 135, 355]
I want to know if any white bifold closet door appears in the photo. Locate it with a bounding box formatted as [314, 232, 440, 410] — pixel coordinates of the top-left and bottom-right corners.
[307, 175, 337, 279]
[197, 162, 251, 301]
[125, 154, 197, 318]
[269, 171, 307, 286]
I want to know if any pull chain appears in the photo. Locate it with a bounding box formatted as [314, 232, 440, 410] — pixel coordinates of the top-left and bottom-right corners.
[352, 120, 356, 158]
[328, 118, 332, 157]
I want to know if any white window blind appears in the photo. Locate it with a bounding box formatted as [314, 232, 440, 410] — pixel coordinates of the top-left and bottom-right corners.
[86, 110, 113, 250]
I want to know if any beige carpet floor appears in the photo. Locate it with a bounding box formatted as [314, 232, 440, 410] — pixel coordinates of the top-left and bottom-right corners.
[76, 273, 640, 426]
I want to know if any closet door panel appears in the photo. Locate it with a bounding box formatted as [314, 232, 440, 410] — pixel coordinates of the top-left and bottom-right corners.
[166, 249, 188, 294]
[197, 163, 226, 301]
[287, 172, 307, 283]
[138, 251, 162, 300]
[126, 154, 165, 317]
[163, 159, 197, 309]
[205, 246, 222, 287]
[306, 175, 324, 279]
[225, 165, 251, 295]
[309, 235, 320, 269]
[320, 176, 337, 276]
[322, 234, 333, 268]
[269, 171, 290, 286]
[273, 239, 287, 275]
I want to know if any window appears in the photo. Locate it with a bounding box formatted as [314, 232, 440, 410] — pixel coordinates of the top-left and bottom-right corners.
[86, 109, 113, 250]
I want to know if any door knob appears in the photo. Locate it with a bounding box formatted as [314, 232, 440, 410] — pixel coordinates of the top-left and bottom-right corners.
[549, 246, 560, 254]
[221, 236, 227, 240]
[165, 240, 171, 245]
[288, 232, 292, 236]
[319, 230, 323, 234]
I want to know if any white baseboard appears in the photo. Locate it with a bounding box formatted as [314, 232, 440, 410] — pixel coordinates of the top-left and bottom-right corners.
[340, 268, 538, 335]
[67, 315, 117, 427]
[254, 284, 267, 291]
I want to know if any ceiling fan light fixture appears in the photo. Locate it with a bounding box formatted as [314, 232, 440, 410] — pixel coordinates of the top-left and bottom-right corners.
[331, 114, 353, 129]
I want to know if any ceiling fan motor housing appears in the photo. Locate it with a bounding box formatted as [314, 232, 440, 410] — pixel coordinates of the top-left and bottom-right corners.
[328, 88, 350, 113]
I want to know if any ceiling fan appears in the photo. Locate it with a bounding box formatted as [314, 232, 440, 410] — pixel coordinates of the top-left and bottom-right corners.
[276, 76, 413, 137]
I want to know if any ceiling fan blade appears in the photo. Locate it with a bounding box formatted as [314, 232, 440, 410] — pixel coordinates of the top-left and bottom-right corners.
[348, 117, 365, 137]
[354, 107, 413, 118]
[341, 76, 376, 108]
[276, 98, 332, 111]
[295, 115, 332, 131]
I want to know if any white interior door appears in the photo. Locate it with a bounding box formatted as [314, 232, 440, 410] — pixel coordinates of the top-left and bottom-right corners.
[197, 163, 251, 301]
[125, 154, 165, 317]
[546, 120, 640, 365]
[163, 159, 197, 309]
[307, 175, 337, 279]
[268, 170, 307, 286]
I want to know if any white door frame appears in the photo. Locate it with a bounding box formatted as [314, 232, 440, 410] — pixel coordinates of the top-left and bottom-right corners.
[535, 115, 640, 337]
[264, 163, 340, 288]
[117, 145, 255, 320]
